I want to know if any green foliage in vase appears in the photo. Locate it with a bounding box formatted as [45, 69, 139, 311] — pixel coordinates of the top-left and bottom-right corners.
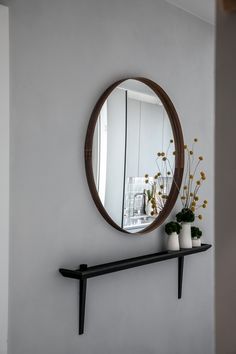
[165, 221, 182, 235]
[146, 189, 152, 202]
[191, 226, 202, 239]
[176, 208, 195, 223]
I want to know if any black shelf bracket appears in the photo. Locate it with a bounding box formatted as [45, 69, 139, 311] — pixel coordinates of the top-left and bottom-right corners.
[59, 243, 211, 335]
[78, 264, 88, 335]
[178, 256, 184, 299]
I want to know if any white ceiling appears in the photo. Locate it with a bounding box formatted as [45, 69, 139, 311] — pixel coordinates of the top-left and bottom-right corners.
[165, 0, 215, 25]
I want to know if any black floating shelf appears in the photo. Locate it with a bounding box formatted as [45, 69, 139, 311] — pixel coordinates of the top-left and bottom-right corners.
[59, 243, 211, 335]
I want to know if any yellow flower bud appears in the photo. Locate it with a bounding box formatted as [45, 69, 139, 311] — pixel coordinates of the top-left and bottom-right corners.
[191, 207, 195, 212]
[204, 200, 208, 204]
[170, 139, 174, 143]
[194, 138, 198, 142]
[184, 185, 188, 190]
[199, 156, 203, 161]
[190, 193, 194, 197]
[162, 157, 167, 161]
[189, 151, 193, 155]
[189, 175, 194, 179]
[145, 174, 149, 178]
[194, 196, 199, 201]
[161, 152, 165, 156]
[198, 215, 203, 220]
[184, 145, 187, 149]
[196, 180, 201, 185]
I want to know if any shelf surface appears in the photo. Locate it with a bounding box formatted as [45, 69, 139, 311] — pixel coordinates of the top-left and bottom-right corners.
[59, 243, 211, 280]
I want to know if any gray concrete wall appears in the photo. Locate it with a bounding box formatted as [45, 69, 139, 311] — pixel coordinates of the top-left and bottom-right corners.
[215, 2, 236, 353]
[6, 0, 214, 353]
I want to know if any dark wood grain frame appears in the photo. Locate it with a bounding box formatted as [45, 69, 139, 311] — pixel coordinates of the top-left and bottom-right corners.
[85, 77, 184, 234]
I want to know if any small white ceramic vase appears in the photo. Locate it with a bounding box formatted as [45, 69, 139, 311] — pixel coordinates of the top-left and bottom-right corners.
[192, 237, 201, 247]
[167, 232, 180, 252]
[179, 222, 192, 249]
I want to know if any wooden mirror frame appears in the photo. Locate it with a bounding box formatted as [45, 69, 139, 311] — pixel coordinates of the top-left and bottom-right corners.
[85, 77, 184, 234]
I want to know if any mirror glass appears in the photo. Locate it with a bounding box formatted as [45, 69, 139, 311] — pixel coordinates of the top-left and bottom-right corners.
[91, 79, 177, 233]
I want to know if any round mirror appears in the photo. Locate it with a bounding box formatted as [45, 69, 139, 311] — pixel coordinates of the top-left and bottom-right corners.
[85, 78, 184, 234]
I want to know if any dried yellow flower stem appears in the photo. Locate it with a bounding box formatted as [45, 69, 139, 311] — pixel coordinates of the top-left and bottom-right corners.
[180, 139, 207, 210]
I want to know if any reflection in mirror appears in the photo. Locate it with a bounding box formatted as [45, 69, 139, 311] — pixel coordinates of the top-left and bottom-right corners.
[92, 79, 175, 233]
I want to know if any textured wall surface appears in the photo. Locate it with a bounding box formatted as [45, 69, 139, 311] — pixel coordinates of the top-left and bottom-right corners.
[6, 0, 214, 353]
[215, 2, 236, 353]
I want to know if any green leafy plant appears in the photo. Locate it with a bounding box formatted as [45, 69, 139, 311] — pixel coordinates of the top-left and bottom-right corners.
[176, 208, 195, 223]
[165, 221, 182, 235]
[146, 189, 152, 202]
[191, 226, 202, 239]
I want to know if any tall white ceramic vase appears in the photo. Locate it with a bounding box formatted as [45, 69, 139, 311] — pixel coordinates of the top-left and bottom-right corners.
[179, 222, 192, 249]
[167, 232, 180, 251]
